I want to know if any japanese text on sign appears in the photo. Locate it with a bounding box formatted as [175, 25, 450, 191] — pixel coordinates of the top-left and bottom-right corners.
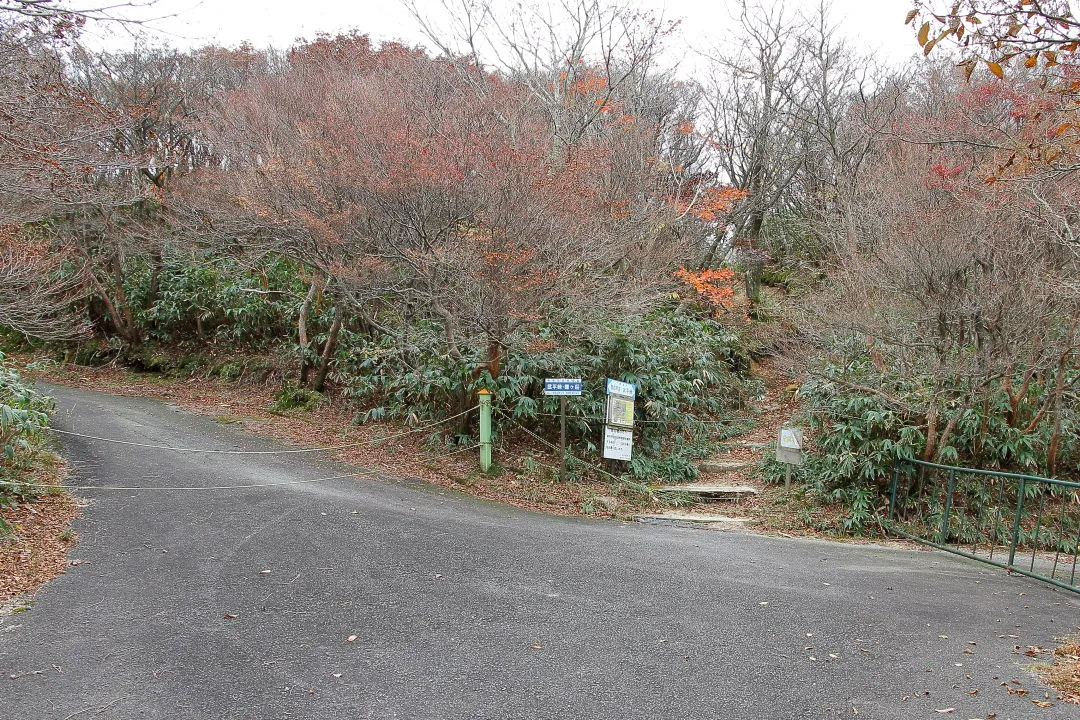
[606, 379, 636, 399]
[602, 426, 633, 461]
[544, 378, 583, 396]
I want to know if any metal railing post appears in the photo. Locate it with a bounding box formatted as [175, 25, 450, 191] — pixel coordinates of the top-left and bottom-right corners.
[940, 469, 956, 545]
[1008, 477, 1026, 568]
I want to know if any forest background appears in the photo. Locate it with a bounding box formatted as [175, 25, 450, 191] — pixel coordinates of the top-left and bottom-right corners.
[1, 0, 1078, 535]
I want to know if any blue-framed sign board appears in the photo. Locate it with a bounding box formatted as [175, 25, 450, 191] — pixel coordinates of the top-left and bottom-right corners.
[605, 378, 636, 399]
[544, 378, 582, 396]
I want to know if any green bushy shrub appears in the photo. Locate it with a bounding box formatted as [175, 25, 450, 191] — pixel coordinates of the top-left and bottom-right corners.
[333, 301, 761, 483]
[770, 338, 1079, 536]
[0, 353, 54, 534]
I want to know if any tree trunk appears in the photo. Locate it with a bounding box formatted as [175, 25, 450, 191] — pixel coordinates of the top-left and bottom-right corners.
[87, 268, 139, 345]
[146, 252, 163, 324]
[312, 303, 343, 393]
[485, 340, 503, 380]
[297, 274, 321, 387]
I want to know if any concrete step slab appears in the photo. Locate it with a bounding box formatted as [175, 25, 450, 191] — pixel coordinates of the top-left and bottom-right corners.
[698, 459, 752, 473]
[654, 484, 759, 500]
[635, 512, 751, 526]
[726, 440, 769, 450]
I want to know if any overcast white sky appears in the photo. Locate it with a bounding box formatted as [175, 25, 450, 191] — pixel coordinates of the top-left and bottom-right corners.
[88, 0, 922, 71]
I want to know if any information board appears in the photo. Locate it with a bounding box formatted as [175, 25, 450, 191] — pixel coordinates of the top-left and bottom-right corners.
[605, 395, 635, 428]
[602, 426, 633, 461]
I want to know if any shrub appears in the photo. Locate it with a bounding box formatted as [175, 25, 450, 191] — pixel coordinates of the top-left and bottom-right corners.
[0, 353, 53, 534]
[333, 300, 761, 483]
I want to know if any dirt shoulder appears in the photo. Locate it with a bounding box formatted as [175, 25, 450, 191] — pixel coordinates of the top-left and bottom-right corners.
[0, 453, 78, 605]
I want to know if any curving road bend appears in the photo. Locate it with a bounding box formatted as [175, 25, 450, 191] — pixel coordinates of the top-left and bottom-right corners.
[2, 384, 1078, 719]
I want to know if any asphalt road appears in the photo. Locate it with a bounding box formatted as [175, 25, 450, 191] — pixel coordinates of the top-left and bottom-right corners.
[2, 385, 1078, 720]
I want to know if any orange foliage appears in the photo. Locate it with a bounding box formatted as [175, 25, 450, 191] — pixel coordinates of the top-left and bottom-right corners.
[674, 267, 738, 310]
[562, 68, 608, 96]
[673, 186, 747, 222]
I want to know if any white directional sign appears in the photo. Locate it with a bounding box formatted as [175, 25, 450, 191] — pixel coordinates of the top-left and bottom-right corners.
[602, 426, 633, 461]
[779, 427, 802, 450]
[776, 426, 805, 466]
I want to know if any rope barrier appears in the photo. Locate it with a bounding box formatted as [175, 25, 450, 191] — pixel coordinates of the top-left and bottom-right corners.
[48, 406, 477, 455]
[1, 444, 482, 492]
[495, 409, 625, 483]
[529, 411, 735, 426]
[0, 472, 369, 492]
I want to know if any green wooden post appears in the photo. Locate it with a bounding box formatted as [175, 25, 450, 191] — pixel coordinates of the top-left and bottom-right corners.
[478, 389, 492, 472]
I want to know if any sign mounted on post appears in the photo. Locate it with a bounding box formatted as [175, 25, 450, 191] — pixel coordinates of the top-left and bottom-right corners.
[602, 426, 633, 461]
[605, 379, 636, 399]
[602, 378, 636, 461]
[544, 378, 582, 483]
[544, 378, 582, 396]
[775, 426, 804, 487]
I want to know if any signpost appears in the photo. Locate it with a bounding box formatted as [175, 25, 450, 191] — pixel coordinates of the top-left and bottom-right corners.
[602, 378, 636, 462]
[544, 378, 582, 482]
[775, 425, 804, 488]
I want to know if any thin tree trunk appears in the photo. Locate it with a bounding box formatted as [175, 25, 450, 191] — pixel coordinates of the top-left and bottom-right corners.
[297, 274, 321, 387]
[87, 269, 139, 345]
[146, 252, 163, 321]
[312, 304, 343, 393]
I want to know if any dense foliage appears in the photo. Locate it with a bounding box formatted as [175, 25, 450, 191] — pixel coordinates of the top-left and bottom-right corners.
[0, 352, 53, 534]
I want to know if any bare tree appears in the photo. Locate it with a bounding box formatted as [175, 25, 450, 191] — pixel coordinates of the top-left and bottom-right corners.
[0, 20, 138, 225]
[0, 225, 89, 340]
[188, 32, 701, 394]
[698, 0, 893, 310]
[796, 67, 1080, 472]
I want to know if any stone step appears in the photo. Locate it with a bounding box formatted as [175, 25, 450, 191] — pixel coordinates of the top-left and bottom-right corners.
[726, 440, 769, 451]
[654, 484, 759, 500]
[698, 458, 752, 474]
[635, 512, 751, 527]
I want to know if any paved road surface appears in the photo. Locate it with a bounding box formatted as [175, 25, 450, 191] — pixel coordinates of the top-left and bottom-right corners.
[2, 385, 1078, 719]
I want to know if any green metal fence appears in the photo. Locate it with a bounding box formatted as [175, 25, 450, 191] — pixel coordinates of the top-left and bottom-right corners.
[887, 458, 1080, 594]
